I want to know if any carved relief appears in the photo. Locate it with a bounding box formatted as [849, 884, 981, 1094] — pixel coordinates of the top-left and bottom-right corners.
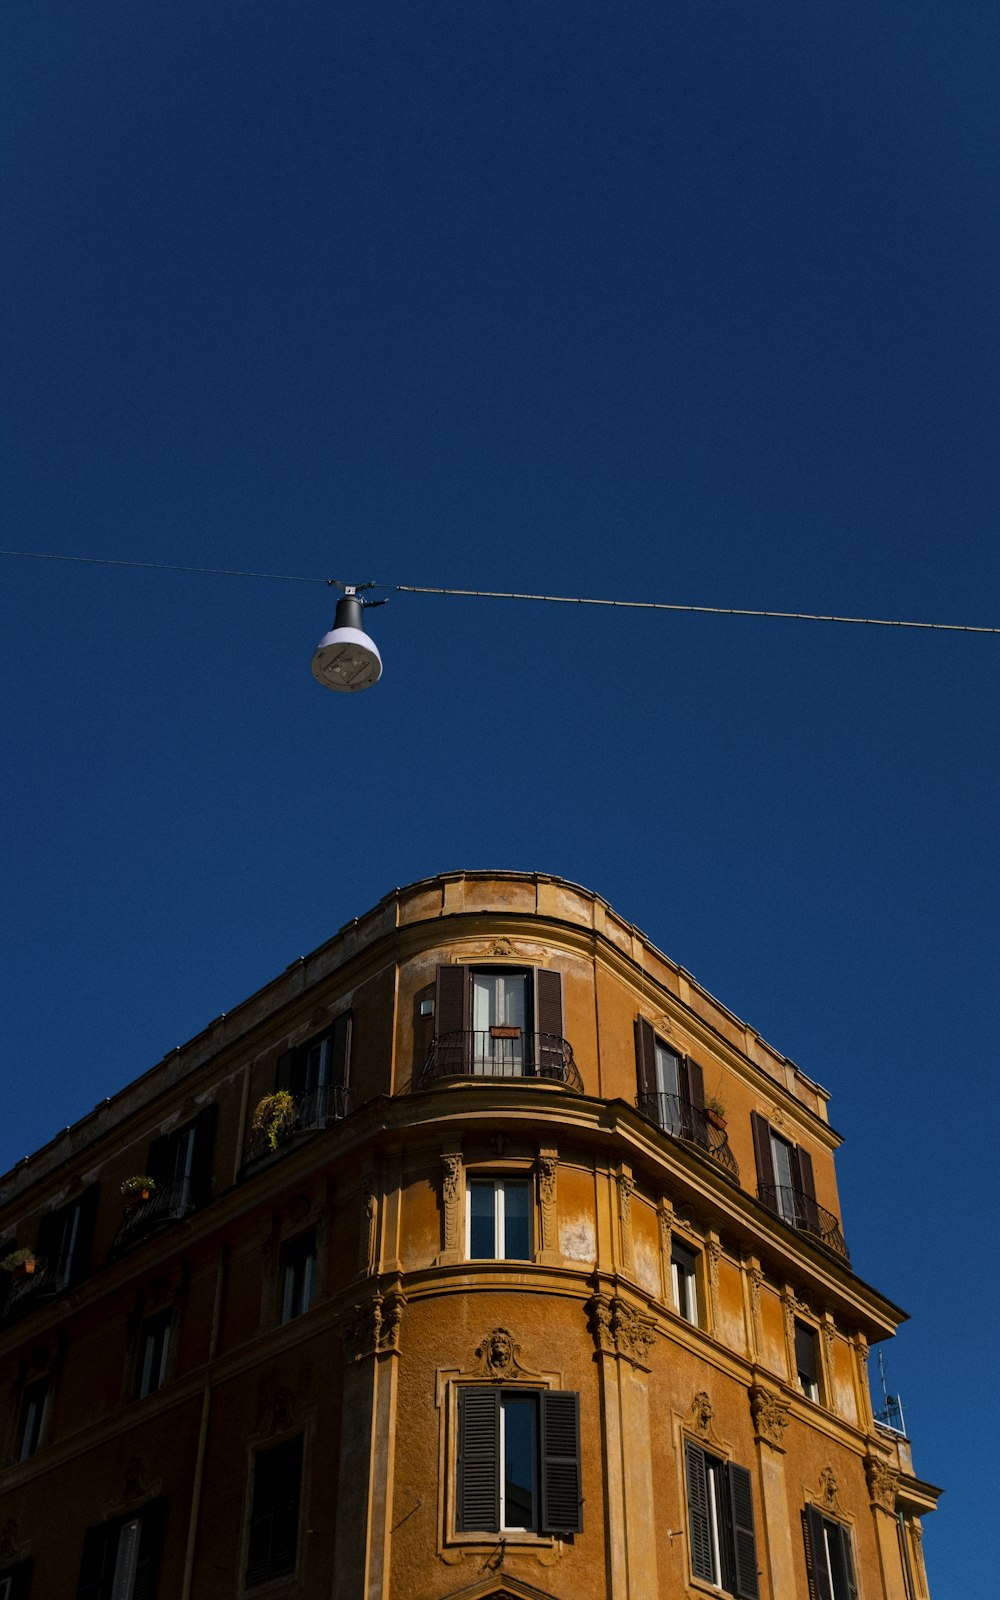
[691, 1390, 718, 1441]
[472, 1327, 527, 1381]
[441, 1149, 463, 1257]
[288, 1192, 312, 1226]
[487, 937, 515, 956]
[339, 1290, 407, 1363]
[272, 1388, 295, 1433]
[0, 1519, 26, 1564]
[618, 1170, 635, 1277]
[658, 1201, 674, 1303]
[706, 1238, 721, 1325]
[123, 1456, 148, 1503]
[821, 1317, 836, 1371]
[819, 1466, 840, 1510]
[748, 1264, 764, 1359]
[749, 1383, 789, 1451]
[360, 1171, 378, 1276]
[537, 1152, 557, 1255]
[586, 1293, 655, 1368]
[865, 1454, 900, 1514]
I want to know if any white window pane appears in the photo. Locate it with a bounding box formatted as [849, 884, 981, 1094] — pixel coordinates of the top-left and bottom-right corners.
[111, 1518, 141, 1600]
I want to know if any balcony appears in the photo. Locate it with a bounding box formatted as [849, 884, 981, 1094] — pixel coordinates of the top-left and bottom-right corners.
[635, 1091, 740, 1180]
[418, 1030, 583, 1093]
[110, 1177, 196, 1255]
[757, 1183, 850, 1261]
[2, 1255, 69, 1320]
[243, 1084, 352, 1165]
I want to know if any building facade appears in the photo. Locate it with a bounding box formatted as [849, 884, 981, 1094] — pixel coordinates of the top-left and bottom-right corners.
[0, 871, 938, 1599]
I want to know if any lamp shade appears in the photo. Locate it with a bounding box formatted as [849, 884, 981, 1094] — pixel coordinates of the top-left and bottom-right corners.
[310, 593, 383, 692]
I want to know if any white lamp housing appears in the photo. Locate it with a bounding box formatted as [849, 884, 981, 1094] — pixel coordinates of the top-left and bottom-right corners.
[311, 591, 383, 692]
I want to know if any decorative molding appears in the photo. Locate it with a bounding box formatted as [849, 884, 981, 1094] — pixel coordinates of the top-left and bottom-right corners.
[865, 1454, 900, 1514]
[706, 1236, 721, 1327]
[439, 1144, 464, 1262]
[749, 1383, 789, 1452]
[360, 1170, 379, 1277]
[618, 1169, 635, 1277]
[821, 1316, 836, 1371]
[658, 1200, 674, 1304]
[339, 1289, 407, 1363]
[271, 1387, 296, 1434]
[536, 1150, 558, 1257]
[818, 1465, 841, 1511]
[747, 1263, 764, 1359]
[288, 1192, 312, 1227]
[487, 937, 516, 956]
[471, 1327, 527, 1382]
[690, 1390, 720, 1444]
[0, 1518, 27, 1564]
[586, 1293, 655, 1369]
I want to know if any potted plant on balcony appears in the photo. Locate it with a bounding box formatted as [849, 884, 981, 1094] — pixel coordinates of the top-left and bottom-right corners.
[121, 1175, 158, 1204]
[251, 1090, 298, 1152]
[703, 1096, 728, 1132]
[1, 1247, 37, 1278]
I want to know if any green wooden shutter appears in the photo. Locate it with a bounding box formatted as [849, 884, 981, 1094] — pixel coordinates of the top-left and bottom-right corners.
[803, 1506, 834, 1600]
[457, 1389, 500, 1533]
[684, 1441, 714, 1582]
[540, 1390, 582, 1534]
[727, 1461, 760, 1600]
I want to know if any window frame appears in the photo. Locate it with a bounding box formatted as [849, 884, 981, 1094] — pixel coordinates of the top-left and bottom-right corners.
[794, 1319, 821, 1403]
[280, 1232, 317, 1324]
[465, 1175, 533, 1261]
[684, 1438, 759, 1599]
[670, 1238, 701, 1326]
[76, 1497, 164, 1600]
[243, 1434, 305, 1591]
[19, 1377, 49, 1462]
[802, 1504, 858, 1600]
[453, 1384, 582, 1542]
[138, 1310, 173, 1399]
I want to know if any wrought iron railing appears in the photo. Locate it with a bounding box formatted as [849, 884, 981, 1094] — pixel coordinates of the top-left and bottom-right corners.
[244, 1084, 352, 1164]
[2, 1251, 80, 1318]
[111, 1177, 196, 1255]
[757, 1183, 850, 1261]
[635, 1091, 740, 1179]
[419, 1031, 583, 1093]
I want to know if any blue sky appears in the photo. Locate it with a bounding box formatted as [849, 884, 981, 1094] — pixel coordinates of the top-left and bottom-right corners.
[2, 4, 997, 1590]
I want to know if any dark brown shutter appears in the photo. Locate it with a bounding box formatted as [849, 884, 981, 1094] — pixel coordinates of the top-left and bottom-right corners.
[728, 1461, 759, 1599]
[328, 1013, 352, 1088]
[76, 1521, 115, 1600]
[684, 1441, 714, 1582]
[683, 1056, 705, 1110]
[795, 1322, 818, 1388]
[634, 1018, 657, 1106]
[457, 1388, 500, 1533]
[190, 1104, 218, 1208]
[69, 1184, 100, 1285]
[751, 1113, 776, 1198]
[837, 1520, 859, 1600]
[133, 1497, 166, 1600]
[274, 1048, 298, 1094]
[803, 1506, 834, 1600]
[535, 969, 563, 1039]
[795, 1145, 819, 1233]
[540, 1390, 582, 1534]
[435, 965, 469, 1036]
[146, 1132, 172, 1187]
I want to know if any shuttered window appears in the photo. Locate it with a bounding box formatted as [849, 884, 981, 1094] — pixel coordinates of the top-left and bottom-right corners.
[684, 1441, 759, 1599]
[76, 1498, 165, 1600]
[246, 1436, 304, 1588]
[795, 1321, 821, 1401]
[457, 1388, 582, 1537]
[802, 1505, 858, 1600]
[275, 1015, 351, 1098]
[751, 1112, 818, 1229]
[147, 1105, 217, 1211]
[35, 1185, 99, 1290]
[634, 1019, 705, 1135]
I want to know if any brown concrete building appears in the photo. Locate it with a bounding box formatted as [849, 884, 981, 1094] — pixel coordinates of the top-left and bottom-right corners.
[0, 870, 938, 1600]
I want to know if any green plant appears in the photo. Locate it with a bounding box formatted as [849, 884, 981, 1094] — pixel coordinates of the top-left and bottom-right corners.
[120, 1174, 157, 1197]
[251, 1090, 298, 1151]
[1, 1247, 36, 1272]
[704, 1095, 727, 1119]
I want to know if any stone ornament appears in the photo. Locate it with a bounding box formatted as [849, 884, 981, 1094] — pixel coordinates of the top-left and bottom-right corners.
[690, 1390, 720, 1442]
[865, 1454, 900, 1514]
[537, 1152, 558, 1255]
[0, 1519, 26, 1563]
[749, 1383, 790, 1451]
[618, 1171, 635, 1276]
[586, 1293, 655, 1368]
[747, 1264, 764, 1358]
[818, 1466, 840, 1509]
[339, 1289, 407, 1363]
[361, 1172, 379, 1276]
[472, 1326, 527, 1382]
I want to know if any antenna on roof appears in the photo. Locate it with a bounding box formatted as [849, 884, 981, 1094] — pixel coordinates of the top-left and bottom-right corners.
[874, 1346, 907, 1437]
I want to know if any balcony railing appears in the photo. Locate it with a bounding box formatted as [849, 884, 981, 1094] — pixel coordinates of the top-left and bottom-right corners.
[244, 1084, 352, 1165]
[418, 1030, 583, 1093]
[635, 1091, 740, 1180]
[757, 1183, 850, 1261]
[110, 1177, 196, 1255]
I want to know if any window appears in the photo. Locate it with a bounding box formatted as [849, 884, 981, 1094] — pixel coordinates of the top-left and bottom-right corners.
[431, 965, 567, 1082]
[146, 1106, 217, 1216]
[794, 1321, 820, 1402]
[138, 1312, 172, 1398]
[751, 1113, 816, 1229]
[684, 1440, 759, 1598]
[246, 1436, 304, 1588]
[802, 1506, 858, 1600]
[281, 1233, 316, 1323]
[35, 1188, 99, 1291]
[634, 1020, 705, 1139]
[19, 1379, 48, 1461]
[467, 1178, 532, 1260]
[0, 1563, 31, 1600]
[76, 1499, 164, 1600]
[456, 1388, 582, 1537]
[275, 1015, 351, 1126]
[671, 1240, 700, 1325]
